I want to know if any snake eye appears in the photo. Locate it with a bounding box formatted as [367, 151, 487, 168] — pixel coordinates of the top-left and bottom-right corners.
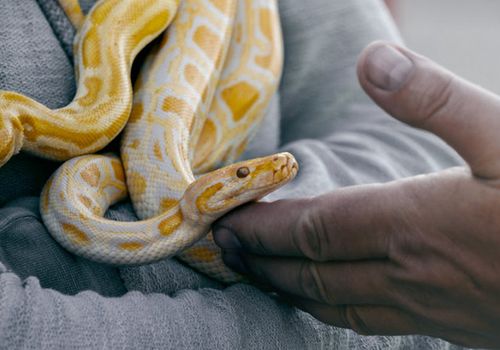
[236, 167, 250, 178]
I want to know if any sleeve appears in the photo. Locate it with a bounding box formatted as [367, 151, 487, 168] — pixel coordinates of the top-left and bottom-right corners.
[0, 260, 459, 350]
[268, 0, 464, 201]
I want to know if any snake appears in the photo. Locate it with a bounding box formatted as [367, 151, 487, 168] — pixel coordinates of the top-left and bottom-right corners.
[58, 0, 86, 29]
[38, 0, 298, 283]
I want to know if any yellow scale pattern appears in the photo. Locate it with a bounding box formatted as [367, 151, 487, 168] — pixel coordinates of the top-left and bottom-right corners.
[0, 0, 178, 167]
[58, 0, 85, 28]
[37, 0, 296, 283]
[192, 0, 284, 173]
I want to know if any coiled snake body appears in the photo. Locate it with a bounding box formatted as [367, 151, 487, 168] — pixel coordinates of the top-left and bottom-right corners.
[3, 0, 298, 283]
[0, 0, 176, 165]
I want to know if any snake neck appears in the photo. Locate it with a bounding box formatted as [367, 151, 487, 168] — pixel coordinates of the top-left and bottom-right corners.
[180, 174, 240, 227]
[41, 154, 211, 265]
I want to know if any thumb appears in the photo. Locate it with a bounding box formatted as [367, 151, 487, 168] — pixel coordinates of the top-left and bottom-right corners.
[358, 41, 500, 179]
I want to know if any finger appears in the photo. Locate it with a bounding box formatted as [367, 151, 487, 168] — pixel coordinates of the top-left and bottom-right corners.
[214, 183, 406, 261]
[358, 41, 500, 179]
[283, 295, 421, 336]
[224, 252, 395, 306]
[288, 297, 495, 347]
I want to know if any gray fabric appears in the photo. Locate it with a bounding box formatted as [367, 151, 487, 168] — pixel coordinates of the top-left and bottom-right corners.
[79, 0, 95, 14]
[0, 0, 75, 108]
[0, 153, 58, 206]
[0, 197, 126, 297]
[35, 0, 76, 59]
[0, 0, 74, 205]
[0, 0, 466, 348]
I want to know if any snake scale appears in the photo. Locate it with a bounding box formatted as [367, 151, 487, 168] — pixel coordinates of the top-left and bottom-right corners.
[1, 0, 298, 283]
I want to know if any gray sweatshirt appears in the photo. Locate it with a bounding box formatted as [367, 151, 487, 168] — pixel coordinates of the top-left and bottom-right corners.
[0, 0, 465, 348]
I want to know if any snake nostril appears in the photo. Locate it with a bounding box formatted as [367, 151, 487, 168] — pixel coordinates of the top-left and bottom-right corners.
[236, 167, 250, 178]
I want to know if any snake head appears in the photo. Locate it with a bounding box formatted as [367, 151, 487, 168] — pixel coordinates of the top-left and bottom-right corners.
[182, 152, 298, 223]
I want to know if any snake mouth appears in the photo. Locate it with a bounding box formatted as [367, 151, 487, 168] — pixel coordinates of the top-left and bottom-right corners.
[271, 153, 299, 186]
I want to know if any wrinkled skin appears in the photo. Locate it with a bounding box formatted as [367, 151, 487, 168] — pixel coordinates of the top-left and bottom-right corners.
[213, 42, 500, 348]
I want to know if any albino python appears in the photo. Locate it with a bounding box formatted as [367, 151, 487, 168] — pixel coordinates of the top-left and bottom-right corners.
[10, 0, 297, 283]
[58, 0, 86, 29]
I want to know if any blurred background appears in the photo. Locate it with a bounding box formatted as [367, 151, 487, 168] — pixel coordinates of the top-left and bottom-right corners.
[385, 0, 500, 95]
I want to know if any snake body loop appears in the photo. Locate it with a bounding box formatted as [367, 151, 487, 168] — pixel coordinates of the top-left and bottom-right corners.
[123, 0, 238, 220]
[41, 153, 297, 266]
[192, 0, 284, 173]
[58, 0, 85, 29]
[0, 0, 178, 166]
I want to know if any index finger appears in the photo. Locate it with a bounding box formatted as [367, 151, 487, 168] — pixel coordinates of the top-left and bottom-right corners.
[213, 182, 406, 261]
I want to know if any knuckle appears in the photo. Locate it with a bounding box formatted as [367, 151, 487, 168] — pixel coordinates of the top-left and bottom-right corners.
[250, 231, 272, 255]
[298, 261, 331, 303]
[292, 201, 331, 261]
[386, 183, 428, 258]
[340, 306, 373, 335]
[414, 71, 456, 127]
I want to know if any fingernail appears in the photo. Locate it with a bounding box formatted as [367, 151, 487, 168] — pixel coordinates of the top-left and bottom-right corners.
[222, 251, 249, 274]
[365, 44, 413, 91]
[213, 227, 242, 250]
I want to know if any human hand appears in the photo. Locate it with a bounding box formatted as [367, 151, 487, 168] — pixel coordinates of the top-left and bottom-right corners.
[213, 42, 500, 348]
